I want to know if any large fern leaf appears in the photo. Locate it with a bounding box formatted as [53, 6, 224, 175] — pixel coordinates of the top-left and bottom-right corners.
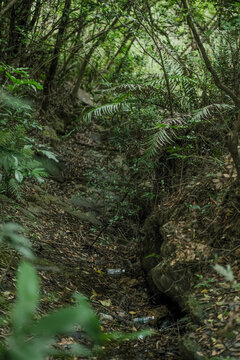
[192, 103, 234, 123]
[8, 178, 21, 201]
[145, 115, 187, 157]
[0, 131, 12, 147]
[83, 102, 130, 122]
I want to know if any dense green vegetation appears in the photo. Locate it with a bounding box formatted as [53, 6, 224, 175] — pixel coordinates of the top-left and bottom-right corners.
[0, 0, 240, 359]
[1, 0, 239, 195]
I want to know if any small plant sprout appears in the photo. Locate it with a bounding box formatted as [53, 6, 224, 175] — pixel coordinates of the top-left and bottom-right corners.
[213, 264, 234, 283]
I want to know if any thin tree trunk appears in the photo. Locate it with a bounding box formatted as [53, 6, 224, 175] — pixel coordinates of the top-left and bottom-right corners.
[181, 0, 240, 183]
[72, 16, 120, 97]
[0, 0, 18, 18]
[42, 0, 71, 111]
[72, 40, 101, 98]
[138, 2, 174, 115]
[115, 37, 135, 76]
[105, 31, 132, 71]
[7, 0, 34, 62]
[181, 0, 240, 108]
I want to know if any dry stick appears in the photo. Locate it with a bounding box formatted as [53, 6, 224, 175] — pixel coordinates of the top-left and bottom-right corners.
[0, 0, 18, 18]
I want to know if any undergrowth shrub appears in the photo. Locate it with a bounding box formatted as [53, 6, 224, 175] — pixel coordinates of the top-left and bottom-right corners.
[0, 65, 57, 200]
[0, 223, 151, 359]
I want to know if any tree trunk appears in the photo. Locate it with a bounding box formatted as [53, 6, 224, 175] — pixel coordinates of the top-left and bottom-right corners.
[7, 0, 34, 63]
[72, 39, 102, 98]
[42, 0, 71, 111]
[115, 37, 135, 76]
[72, 16, 120, 97]
[181, 0, 240, 183]
[105, 31, 132, 71]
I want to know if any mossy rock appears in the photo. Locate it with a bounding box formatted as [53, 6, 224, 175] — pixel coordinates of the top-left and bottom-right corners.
[151, 262, 190, 309]
[187, 294, 207, 324]
[34, 155, 65, 182]
[29, 193, 66, 208]
[70, 196, 104, 212]
[179, 335, 205, 360]
[65, 209, 102, 226]
[42, 126, 60, 146]
[50, 117, 65, 134]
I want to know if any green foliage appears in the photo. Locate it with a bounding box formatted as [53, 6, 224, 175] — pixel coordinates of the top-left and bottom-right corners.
[83, 101, 130, 123]
[146, 116, 187, 157]
[0, 223, 34, 260]
[213, 264, 234, 282]
[0, 64, 43, 94]
[0, 262, 151, 360]
[194, 275, 215, 289]
[0, 147, 48, 200]
[0, 224, 152, 359]
[0, 66, 57, 199]
[2, 261, 102, 360]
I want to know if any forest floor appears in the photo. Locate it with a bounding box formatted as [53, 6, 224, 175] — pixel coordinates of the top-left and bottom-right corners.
[0, 128, 185, 359]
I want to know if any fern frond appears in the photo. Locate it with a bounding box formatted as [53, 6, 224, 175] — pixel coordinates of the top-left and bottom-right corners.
[8, 178, 21, 201]
[0, 125, 27, 151]
[193, 103, 234, 123]
[145, 115, 187, 157]
[83, 102, 130, 122]
[102, 83, 145, 93]
[0, 131, 12, 147]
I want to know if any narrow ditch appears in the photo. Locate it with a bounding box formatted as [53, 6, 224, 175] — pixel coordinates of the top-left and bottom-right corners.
[53, 129, 187, 359]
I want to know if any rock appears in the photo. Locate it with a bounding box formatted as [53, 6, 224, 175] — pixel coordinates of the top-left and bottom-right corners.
[76, 88, 96, 106]
[187, 295, 206, 324]
[142, 214, 212, 310]
[27, 203, 48, 216]
[70, 196, 104, 212]
[65, 209, 102, 226]
[50, 116, 65, 134]
[28, 192, 102, 226]
[34, 155, 65, 182]
[151, 262, 191, 309]
[179, 335, 205, 360]
[141, 213, 163, 273]
[88, 132, 102, 144]
[42, 126, 60, 146]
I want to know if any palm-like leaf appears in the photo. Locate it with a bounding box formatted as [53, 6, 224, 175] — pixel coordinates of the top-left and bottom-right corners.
[192, 103, 234, 123]
[146, 115, 187, 157]
[83, 101, 130, 122]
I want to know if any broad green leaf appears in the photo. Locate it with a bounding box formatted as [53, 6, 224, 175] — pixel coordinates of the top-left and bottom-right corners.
[38, 149, 59, 162]
[3, 154, 15, 171]
[74, 293, 103, 344]
[12, 156, 18, 167]
[213, 264, 234, 282]
[15, 170, 24, 183]
[33, 307, 85, 338]
[7, 336, 45, 360]
[0, 222, 24, 234]
[34, 294, 103, 344]
[12, 262, 39, 332]
[0, 223, 35, 260]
